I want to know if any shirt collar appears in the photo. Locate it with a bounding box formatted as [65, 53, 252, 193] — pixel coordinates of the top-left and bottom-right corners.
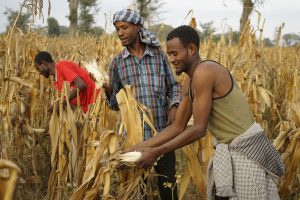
[121, 44, 155, 59]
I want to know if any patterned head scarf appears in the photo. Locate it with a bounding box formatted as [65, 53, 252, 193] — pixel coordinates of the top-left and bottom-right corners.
[113, 9, 160, 47]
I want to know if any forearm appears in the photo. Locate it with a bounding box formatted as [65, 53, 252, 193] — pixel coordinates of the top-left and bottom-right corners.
[67, 77, 86, 103]
[164, 59, 182, 108]
[103, 83, 119, 111]
[157, 126, 206, 155]
[103, 83, 112, 99]
[168, 83, 182, 109]
[104, 73, 121, 110]
[67, 87, 80, 102]
[139, 124, 184, 148]
[139, 96, 192, 149]
[106, 61, 121, 110]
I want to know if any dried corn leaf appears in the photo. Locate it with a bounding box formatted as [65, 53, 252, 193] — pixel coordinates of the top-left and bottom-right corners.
[178, 168, 190, 200]
[116, 85, 143, 149]
[182, 143, 206, 199]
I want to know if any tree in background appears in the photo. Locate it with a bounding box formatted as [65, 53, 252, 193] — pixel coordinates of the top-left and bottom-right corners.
[59, 26, 70, 35]
[68, 0, 79, 35]
[78, 0, 98, 34]
[47, 17, 60, 36]
[239, 0, 264, 32]
[4, 8, 31, 33]
[200, 21, 216, 38]
[282, 33, 300, 46]
[91, 26, 104, 36]
[149, 23, 173, 42]
[135, 0, 164, 27]
[263, 38, 274, 47]
[198, 21, 217, 42]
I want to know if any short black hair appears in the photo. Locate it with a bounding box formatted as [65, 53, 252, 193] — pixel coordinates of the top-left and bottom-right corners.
[167, 25, 200, 50]
[34, 51, 54, 64]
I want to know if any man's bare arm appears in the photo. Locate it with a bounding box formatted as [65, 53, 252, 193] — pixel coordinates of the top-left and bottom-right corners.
[68, 76, 86, 102]
[136, 65, 216, 168]
[139, 95, 192, 148]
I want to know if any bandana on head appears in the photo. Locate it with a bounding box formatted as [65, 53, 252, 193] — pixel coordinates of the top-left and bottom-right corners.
[113, 9, 161, 47]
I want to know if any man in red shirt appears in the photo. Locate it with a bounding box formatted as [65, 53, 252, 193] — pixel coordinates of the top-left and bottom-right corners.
[34, 51, 98, 113]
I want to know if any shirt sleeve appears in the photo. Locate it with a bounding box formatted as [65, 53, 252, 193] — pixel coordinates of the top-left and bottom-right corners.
[162, 53, 182, 109]
[107, 59, 122, 110]
[57, 62, 78, 84]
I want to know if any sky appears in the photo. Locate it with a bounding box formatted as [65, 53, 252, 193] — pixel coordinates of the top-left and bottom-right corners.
[0, 0, 299, 39]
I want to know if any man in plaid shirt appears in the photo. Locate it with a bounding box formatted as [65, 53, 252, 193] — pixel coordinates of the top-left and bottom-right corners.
[104, 9, 181, 200]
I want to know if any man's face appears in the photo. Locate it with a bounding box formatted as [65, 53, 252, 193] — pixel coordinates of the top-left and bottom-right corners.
[114, 21, 140, 46]
[166, 38, 191, 75]
[35, 61, 50, 78]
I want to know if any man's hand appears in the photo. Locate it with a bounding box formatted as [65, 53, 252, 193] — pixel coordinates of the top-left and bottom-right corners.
[102, 82, 110, 93]
[168, 105, 178, 125]
[136, 147, 162, 169]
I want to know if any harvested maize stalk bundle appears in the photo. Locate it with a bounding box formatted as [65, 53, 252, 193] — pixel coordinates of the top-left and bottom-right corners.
[115, 86, 158, 200]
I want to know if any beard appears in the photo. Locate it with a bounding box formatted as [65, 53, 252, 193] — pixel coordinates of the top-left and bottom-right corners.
[176, 64, 189, 75]
[43, 69, 50, 78]
[175, 68, 184, 75]
[175, 51, 191, 75]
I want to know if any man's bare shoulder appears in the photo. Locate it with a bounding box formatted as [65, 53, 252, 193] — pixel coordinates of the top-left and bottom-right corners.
[193, 61, 218, 79]
[189, 61, 218, 94]
[197, 60, 220, 70]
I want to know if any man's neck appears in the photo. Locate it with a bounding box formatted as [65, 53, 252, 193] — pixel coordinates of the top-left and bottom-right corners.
[127, 41, 145, 60]
[187, 58, 201, 79]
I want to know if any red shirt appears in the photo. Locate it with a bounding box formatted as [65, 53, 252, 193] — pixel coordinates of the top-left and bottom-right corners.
[54, 60, 98, 113]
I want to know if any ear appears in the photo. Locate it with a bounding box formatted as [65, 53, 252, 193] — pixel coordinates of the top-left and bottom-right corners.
[136, 24, 142, 32]
[187, 44, 197, 56]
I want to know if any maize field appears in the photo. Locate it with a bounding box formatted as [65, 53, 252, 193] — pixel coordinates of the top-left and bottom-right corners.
[0, 20, 300, 200]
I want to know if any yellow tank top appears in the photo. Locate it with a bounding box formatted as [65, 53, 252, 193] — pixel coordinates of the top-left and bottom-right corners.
[189, 61, 254, 144]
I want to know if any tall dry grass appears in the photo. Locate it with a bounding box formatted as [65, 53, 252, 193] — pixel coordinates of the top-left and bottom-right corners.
[0, 24, 299, 199]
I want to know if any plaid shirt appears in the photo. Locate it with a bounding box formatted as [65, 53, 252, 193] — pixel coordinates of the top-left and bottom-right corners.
[108, 45, 181, 140]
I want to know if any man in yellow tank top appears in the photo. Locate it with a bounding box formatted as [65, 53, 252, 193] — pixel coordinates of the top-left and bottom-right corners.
[126, 25, 284, 200]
